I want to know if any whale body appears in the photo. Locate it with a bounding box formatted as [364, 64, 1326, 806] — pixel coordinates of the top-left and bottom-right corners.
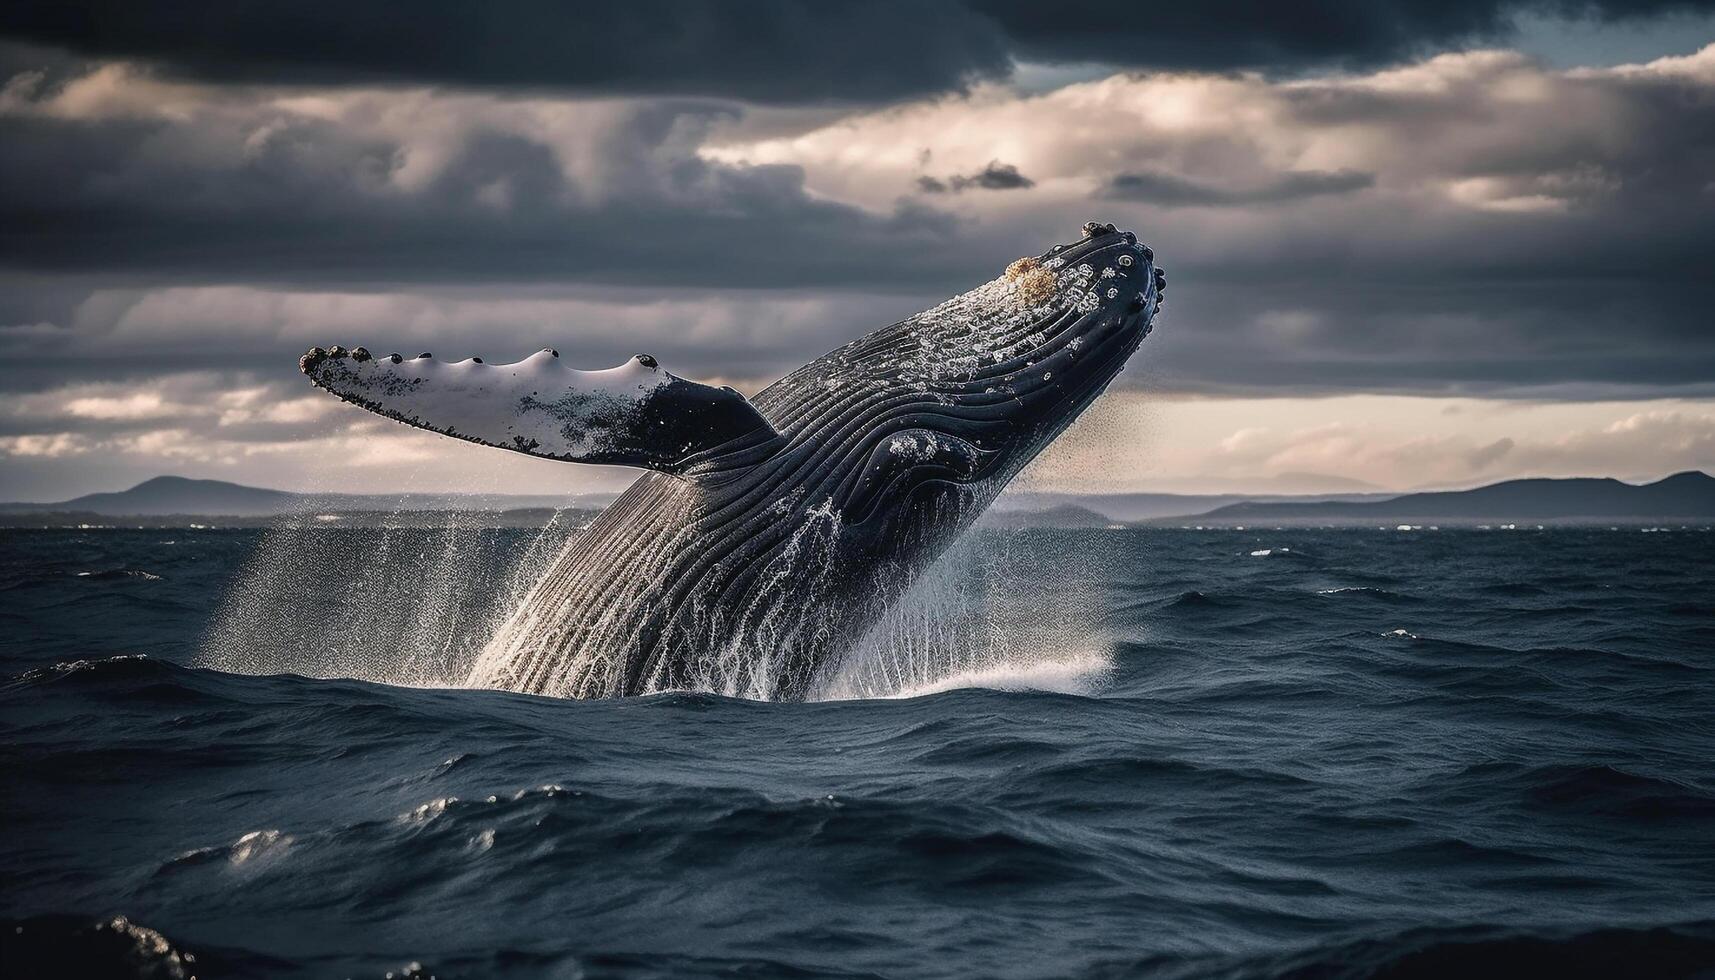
[300, 222, 1164, 700]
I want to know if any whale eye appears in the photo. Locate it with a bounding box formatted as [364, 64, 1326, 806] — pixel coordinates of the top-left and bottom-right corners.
[634, 353, 659, 369]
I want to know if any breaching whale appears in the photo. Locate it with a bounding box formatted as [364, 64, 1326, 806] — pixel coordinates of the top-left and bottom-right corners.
[299, 221, 1164, 700]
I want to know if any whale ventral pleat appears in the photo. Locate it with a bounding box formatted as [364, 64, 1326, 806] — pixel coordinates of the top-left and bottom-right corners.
[300, 224, 1163, 701]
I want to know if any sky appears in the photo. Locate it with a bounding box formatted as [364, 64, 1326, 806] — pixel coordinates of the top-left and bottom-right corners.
[2, 1, 1713, 500]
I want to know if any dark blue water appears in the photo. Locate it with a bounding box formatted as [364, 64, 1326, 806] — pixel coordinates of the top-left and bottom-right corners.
[4, 525, 1715, 978]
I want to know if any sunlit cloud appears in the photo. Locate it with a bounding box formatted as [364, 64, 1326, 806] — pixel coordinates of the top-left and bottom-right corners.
[1, 28, 1712, 498]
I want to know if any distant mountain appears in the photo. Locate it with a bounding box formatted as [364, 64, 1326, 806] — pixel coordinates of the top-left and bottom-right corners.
[0, 476, 297, 516]
[1188, 472, 1715, 524]
[8, 472, 1711, 526]
[10, 476, 1380, 522]
[0, 475, 617, 517]
[994, 490, 1390, 522]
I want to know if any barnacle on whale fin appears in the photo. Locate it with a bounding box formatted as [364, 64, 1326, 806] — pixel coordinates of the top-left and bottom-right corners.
[1005, 256, 1039, 281]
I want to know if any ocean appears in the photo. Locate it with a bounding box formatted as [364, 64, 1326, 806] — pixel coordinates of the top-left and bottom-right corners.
[3, 523, 1714, 978]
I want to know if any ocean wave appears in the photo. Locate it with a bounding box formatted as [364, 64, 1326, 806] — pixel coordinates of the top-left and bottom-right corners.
[4, 653, 159, 689]
[0, 915, 200, 980]
[1161, 589, 1224, 609]
[1444, 762, 1715, 822]
[999, 754, 1317, 797]
[0, 914, 297, 979]
[14, 914, 1711, 980]
[870, 651, 1113, 699]
[7, 527, 1715, 978]
[1481, 580, 1551, 596]
[74, 568, 163, 581]
[1103, 920, 1715, 980]
[1246, 546, 1315, 561]
[161, 828, 295, 875]
[1315, 586, 1418, 603]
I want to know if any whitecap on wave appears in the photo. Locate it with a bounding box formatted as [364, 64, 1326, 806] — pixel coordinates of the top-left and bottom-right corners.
[832, 651, 1113, 700]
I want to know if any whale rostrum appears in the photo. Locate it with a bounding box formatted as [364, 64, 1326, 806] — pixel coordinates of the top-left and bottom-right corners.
[299, 221, 1164, 700]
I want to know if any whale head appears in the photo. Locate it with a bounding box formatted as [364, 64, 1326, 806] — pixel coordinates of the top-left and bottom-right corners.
[768, 220, 1163, 531]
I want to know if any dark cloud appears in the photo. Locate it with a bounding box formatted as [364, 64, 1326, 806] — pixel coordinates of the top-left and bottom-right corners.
[917, 161, 1035, 194]
[1104, 169, 1374, 207]
[1, 33, 1713, 411]
[5, 1, 1714, 103]
[971, 0, 1715, 73]
[1137, 273, 1715, 397]
[0, 100, 974, 290]
[0, 5, 1011, 105]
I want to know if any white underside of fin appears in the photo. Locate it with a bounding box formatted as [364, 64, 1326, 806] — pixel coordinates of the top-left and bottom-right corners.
[301, 348, 773, 472]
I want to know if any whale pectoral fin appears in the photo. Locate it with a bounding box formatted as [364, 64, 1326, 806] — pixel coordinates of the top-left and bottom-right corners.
[299, 346, 781, 475]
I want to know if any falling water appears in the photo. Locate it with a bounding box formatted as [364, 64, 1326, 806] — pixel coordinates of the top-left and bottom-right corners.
[672, 497, 848, 700]
[200, 504, 580, 687]
[815, 527, 1117, 700]
[207, 491, 1118, 700]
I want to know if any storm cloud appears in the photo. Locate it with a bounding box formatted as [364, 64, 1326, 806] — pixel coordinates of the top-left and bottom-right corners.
[0, 74, 966, 288]
[712, 46, 1715, 394]
[3, 43, 1713, 396]
[2, 9, 1713, 496]
[5, 1, 1714, 102]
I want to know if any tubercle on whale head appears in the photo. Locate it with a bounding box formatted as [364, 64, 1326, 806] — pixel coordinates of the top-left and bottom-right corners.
[815, 221, 1166, 525]
[808, 219, 1165, 450]
[970, 221, 1166, 356]
[966, 220, 1164, 389]
[1034, 219, 1162, 316]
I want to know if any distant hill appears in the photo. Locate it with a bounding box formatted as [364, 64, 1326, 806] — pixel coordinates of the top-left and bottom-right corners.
[0, 476, 300, 516]
[7, 472, 1711, 526]
[2, 478, 1389, 525]
[0, 475, 616, 517]
[1188, 472, 1715, 524]
[993, 490, 1390, 523]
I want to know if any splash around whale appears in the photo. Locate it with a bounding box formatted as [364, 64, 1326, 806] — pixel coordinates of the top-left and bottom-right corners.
[298, 221, 1164, 701]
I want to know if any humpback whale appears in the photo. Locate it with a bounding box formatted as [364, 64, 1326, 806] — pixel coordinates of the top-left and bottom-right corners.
[299, 221, 1164, 700]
